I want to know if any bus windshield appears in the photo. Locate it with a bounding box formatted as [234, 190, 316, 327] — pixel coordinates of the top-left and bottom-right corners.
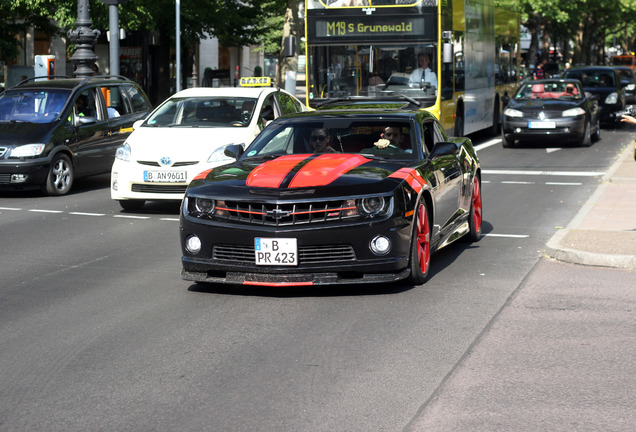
[306, 1, 439, 104]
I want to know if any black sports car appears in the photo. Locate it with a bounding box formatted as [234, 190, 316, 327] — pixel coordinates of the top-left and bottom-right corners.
[179, 109, 482, 286]
[502, 79, 601, 148]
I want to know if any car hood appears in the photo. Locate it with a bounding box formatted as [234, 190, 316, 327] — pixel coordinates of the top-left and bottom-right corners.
[127, 126, 255, 160]
[186, 153, 416, 200]
[0, 121, 55, 146]
[508, 99, 583, 110]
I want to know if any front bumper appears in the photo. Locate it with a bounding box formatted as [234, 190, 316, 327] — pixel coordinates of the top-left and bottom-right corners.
[111, 160, 211, 201]
[0, 159, 49, 189]
[180, 215, 413, 286]
[502, 116, 586, 143]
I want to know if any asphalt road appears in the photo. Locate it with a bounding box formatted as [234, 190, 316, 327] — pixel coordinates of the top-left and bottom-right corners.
[0, 126, 632, 431]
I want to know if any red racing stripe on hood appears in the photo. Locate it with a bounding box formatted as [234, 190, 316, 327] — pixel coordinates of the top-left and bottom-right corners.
[246, 154, 312, 188]
[389, 167, 426, 193]
[288, 154, 370, 188]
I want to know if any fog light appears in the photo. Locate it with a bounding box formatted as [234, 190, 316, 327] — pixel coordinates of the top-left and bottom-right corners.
[185, 235, 202, 254]
[112, 174, 118, 191]
[370, 235, 391, 255]
[514, 127, 521, 133]
[11, 174, 28, 183]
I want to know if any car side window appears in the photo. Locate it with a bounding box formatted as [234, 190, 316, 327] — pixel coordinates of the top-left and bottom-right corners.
[101, 85, 131, 118]
[421, 121, 435, 153]
[123, 84, 151, 113]
[258, 96, 276, 130]
[276, 92, 300, 115]
[74, 88, 103, 122]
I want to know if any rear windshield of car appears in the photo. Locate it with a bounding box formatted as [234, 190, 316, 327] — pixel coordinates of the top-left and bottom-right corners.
[564, 70, 616, 88]
[515, 81, 583, 101]
[0, 89, 71, 123]
[145, 97, 258, 127]
[243, 119, 417, 160]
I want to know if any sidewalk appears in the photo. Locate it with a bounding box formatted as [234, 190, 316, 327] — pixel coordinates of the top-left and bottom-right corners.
[546, 142, 636, 268]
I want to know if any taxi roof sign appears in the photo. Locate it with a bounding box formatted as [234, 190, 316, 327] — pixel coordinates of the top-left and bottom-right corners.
[239, 77, 272, 87]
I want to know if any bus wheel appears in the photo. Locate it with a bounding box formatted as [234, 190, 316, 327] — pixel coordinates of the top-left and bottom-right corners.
[454, 111, 464, 137]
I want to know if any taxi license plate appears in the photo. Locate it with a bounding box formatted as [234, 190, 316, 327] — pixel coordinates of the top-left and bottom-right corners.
[528, 121, 556, 129]
[144, 170, 187, 182]
[254, 238, 298, 266]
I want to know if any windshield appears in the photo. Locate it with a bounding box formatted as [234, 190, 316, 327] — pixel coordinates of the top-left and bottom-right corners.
[0, 89, 71, 123]
[515, 81, 583, 101]
[308, 44, 438, 102]
[243, 119, 417, 160]
[145, 97, 258, 127]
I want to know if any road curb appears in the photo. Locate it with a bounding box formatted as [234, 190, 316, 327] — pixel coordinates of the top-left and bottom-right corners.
[545, 144, 636, 270]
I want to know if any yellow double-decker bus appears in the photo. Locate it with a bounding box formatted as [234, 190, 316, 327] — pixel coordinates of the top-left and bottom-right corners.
[304, 0, 520, 136]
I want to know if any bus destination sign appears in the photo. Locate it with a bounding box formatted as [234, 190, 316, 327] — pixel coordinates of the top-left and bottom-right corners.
[309, 15, 433, 43]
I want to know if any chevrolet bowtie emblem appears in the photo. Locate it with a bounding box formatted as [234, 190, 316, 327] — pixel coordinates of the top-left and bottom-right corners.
[266, 208, 291, 219]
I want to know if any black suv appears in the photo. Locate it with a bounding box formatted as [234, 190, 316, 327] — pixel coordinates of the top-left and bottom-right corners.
[562, 66, 626, 124]
[0, 76, 151, 195]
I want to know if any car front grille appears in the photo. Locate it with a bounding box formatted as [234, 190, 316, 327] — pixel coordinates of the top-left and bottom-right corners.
[0, 147, 7, 157]
[213, 244, 356, 265]
[131, 183, 188, 193]
[137, 160, 199, 167]
[0, 173, 12, 184]
[210, 200, 359, 227]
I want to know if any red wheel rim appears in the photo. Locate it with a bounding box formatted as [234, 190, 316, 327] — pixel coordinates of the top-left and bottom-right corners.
[472, 177, 482, 232]
[416, 204, 431, 274]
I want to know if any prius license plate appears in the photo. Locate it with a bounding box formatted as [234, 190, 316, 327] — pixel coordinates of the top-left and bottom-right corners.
[254, 238, 298, 266]
[143, 170, 187, 182]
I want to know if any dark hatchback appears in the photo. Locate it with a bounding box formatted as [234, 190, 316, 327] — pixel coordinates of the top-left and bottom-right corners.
[615, 66, 636, 104]
[179, 109, 482, 287]
[562, 66, 626, 124]
[502, 79, 600, 147]
[0, 76, 151, 195]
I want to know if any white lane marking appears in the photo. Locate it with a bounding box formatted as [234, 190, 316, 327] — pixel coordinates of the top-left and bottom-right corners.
[113, 215, 151, 220]
[484, 233, 530, 238]
[28, 209, 64, 214]
[0, 207, 22, 211]
[483, 169, 604, 177]
[545, 182, 582, 186]
[546, 148, 561, 153]
[474, 139, 501, 151]
[159, 217, 180, 221]
[502, 181, 535, 185]
[69, 212, 105, 216]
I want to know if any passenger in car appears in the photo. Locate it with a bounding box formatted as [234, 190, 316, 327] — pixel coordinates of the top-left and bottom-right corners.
[309, 128, 338, 153]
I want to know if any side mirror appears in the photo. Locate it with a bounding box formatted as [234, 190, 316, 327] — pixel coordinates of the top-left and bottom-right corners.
[77, 116, 96, 125]
[224, 144, 245, 160]
[429, 141, 458, 159]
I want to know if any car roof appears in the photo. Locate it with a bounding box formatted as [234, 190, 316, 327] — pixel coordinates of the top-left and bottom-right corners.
[274, 108, 435, 122]
[526, 78, 581, 84]
[167, 86, 285, 99]
[6, 75, 140, 91]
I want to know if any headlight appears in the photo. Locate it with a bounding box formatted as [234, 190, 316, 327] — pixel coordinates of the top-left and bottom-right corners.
[626, 84, 636, 91]
[605, 92, 618, 105]
[357, 196, 391, 218]
[562, 107, 585, 117]
[194, 197, 215, 215]
[503, 108, 523, 118]
[9, 144, 46, 158]
[115, 143, 131, 161]
[207, 145, 234, 165]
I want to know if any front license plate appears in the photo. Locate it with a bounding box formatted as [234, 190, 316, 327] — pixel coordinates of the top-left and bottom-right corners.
[254, 238, 298, 266]
[528, 121, 556, 129]
[143, 170, 187, 182]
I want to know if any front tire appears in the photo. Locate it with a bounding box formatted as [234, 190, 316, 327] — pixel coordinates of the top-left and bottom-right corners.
[407, 202, 431, 285]
[502, 131, 513, 148]
[42, 154, 73, 196]
[580, 120, 592, 147]
[464, 176, 483, 242]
